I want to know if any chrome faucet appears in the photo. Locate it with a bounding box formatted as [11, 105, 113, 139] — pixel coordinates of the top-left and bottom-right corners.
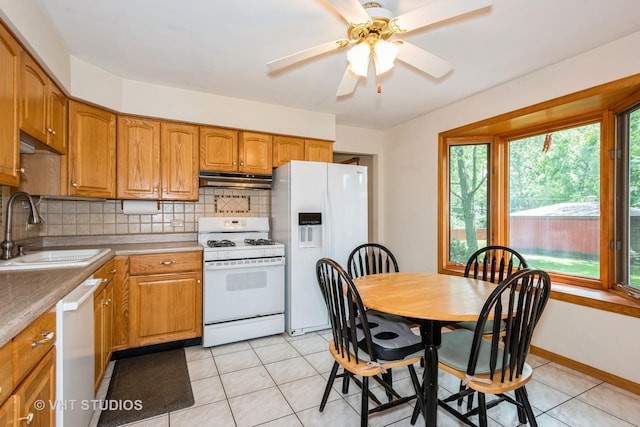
[1, 192, 43, 260]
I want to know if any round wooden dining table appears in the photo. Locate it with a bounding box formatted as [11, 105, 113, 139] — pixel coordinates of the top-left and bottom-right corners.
[352, 272, 500, 427]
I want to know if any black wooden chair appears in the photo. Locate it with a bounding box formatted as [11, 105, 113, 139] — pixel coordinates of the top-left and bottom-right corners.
[347, 243, 400, 278]
[452, 245, 528, 409]
[436, 268, 551, 427]
[316, 258, 424, 427]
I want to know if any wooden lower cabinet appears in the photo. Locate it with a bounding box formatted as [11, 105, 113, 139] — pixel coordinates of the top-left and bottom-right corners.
[111, 256, 130, 352]
[0, 395, 17, 427]
[14, 348, 55, 427]
[93, 260, 116, 391]
[128, 251, 202, 348]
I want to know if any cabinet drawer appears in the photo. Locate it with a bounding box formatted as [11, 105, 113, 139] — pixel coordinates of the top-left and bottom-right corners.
[12, 308, 56, 386]
[0, 342, 12, 406]
[93, 259, 117, 294]
[129, 251, 202, 276]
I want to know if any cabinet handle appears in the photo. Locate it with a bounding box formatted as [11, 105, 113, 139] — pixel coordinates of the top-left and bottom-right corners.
[72, 182, 78, 187]
[101, 278, 108, 284]
[103, 298, 111, 306]
[19, 412, 34, 424]
[16, 167, 25, 174]
[31, 331, 54, 348]
[51, 129, 56, 136]
[107, 269, 116, 274]
[159, 260, 176, 265]
[0, 386, 2, 394]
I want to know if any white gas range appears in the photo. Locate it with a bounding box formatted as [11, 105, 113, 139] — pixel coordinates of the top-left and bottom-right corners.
[198, 217, 286, 347]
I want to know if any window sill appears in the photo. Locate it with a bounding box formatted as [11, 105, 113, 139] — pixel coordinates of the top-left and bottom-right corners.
[550, 283, 640, 318]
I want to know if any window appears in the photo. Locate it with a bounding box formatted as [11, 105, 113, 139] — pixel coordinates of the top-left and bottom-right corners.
[509, 124, 601, 279]
[616, 103, 640, 296]
[448, 143, 489, 264]
[439, 75, 640, 294]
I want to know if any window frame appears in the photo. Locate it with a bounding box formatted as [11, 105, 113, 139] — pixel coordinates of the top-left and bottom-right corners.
[437, 78, 640, 295]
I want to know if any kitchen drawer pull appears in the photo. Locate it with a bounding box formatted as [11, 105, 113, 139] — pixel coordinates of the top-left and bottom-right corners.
[102, 278, 109, 283]
[19, 412, 34, 424]
[107, 269, 116, 274]
[31, 331, 55, 348]
[159, 260, 176, 265]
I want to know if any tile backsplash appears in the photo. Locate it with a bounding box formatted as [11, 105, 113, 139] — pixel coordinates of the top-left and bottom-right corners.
[0, 187, 269, 242]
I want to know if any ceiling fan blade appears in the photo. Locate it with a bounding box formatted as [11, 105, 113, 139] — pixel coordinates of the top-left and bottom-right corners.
[393, 0, 492, 33]
[324, 0, 371, 25]
[396, 41, 452, 78]
[267, 39, 348, 72]
[336, 67, 360, 97]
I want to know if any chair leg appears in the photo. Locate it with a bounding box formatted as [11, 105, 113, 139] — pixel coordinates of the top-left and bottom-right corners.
[320, 362, 339, 411]
[477, 392, 488, 427]
[382, 369, 393, 401]
[515, 387, 538, 427]
[361, 376, 369, 427]
[342, 371, 351, 394]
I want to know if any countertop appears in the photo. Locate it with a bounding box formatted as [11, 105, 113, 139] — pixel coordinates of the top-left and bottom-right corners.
[0, 240, 203, 347]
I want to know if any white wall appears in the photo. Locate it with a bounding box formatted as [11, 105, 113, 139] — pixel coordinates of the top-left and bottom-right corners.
[383, 31, 640, 383]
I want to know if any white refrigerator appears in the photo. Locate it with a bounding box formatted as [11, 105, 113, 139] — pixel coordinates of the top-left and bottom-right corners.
[271, 160, 368, 335]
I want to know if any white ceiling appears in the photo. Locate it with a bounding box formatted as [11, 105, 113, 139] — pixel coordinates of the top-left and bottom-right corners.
[36, 0, 640, 130]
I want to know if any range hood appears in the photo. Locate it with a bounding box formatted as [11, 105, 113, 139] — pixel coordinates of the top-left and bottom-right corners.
[199, 171, 272, 190]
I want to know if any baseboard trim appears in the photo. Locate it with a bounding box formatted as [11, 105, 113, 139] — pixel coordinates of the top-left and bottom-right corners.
[530, 345, 640, 395]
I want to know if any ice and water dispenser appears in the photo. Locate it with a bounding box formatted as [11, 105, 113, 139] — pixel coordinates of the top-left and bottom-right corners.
[298, 212, 322, 248]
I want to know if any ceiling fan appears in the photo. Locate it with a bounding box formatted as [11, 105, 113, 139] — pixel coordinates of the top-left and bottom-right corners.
[267, 0, 493, 96]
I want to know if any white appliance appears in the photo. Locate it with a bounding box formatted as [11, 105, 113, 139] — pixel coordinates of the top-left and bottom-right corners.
[271, 160, 368, 335]
[55, 276, 102, 427]
[198, 217, 286, 347]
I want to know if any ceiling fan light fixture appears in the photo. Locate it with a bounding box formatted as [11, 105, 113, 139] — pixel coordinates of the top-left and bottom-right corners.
[373, 39, 398, 75]
[347, 42, 371, 77]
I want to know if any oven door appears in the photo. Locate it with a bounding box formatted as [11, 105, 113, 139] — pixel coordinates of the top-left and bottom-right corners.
[203, 257, 285, 324]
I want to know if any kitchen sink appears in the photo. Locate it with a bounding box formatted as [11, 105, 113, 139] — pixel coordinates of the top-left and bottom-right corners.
[0, 248, 111, 271]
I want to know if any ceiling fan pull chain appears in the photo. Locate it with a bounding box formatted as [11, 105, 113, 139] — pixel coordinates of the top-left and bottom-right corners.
[377, 73, 382, 94]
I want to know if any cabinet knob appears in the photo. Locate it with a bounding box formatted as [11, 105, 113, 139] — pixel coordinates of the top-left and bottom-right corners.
[103, 299, 111, 306]
[107, 269, 116, 274]
[72, 182, 78, 187]
[19, 412, 34, 424]
[196, 279, 201, 284]
[16, 167, 25, 174]
[240, 162, 244, 166]
[233, 162, 237, 166]
[31, 331, 54, 348]
[153, 187, 158, 193]
[47, 127, 56, 135]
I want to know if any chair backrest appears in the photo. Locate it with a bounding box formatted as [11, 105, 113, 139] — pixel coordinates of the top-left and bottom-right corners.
[347, 243, 399, 278]
[316, 258, 378, 364]
[467, 268, 551, 382]
[464, 245, 528, 284]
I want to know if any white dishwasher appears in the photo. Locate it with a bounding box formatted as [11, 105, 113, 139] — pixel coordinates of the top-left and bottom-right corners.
[55, 276, 102, 427]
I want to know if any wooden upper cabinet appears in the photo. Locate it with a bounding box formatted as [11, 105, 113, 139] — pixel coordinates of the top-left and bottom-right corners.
[305, 139, 333, 163]
[161, 122, 199, 200]
[239, 131, 272, 175]
[273, 135, 305, 168]
[20, 52, 67, 154]
[199, 126, 238, 173]
[47, 83, 67, 153]
[68, 100, 116, 198]
[0, 23, 21, 187]
[200, 127, 272, 175]
[117, 116, 161, 199]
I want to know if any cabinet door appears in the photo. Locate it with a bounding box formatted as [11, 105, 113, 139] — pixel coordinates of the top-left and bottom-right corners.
[47, 83, 67, 154]
[273, 135, 305, 168]
[111, 256, 130, 351]
[20, 52, 48, 144]
[129, 271, 202, 347]
[0, 395, 17, 427]
[68, 100, 116, 198]
[239, 131, 272, 174]
[117, 116, 161, 199]
[305, 139, 333, 163]
[199, 126, 238, 172]
[0, 24, 21, 187]
[14, 348, 55, 427]
[161, 122, 199, 200]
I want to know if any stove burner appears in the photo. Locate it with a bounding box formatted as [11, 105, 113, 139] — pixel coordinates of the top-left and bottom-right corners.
[207, 239, 236, 248]
[244, 238, 275, 246]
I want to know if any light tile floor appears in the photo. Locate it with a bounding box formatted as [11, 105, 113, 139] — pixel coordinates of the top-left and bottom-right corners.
[90, 330, 640, 427]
